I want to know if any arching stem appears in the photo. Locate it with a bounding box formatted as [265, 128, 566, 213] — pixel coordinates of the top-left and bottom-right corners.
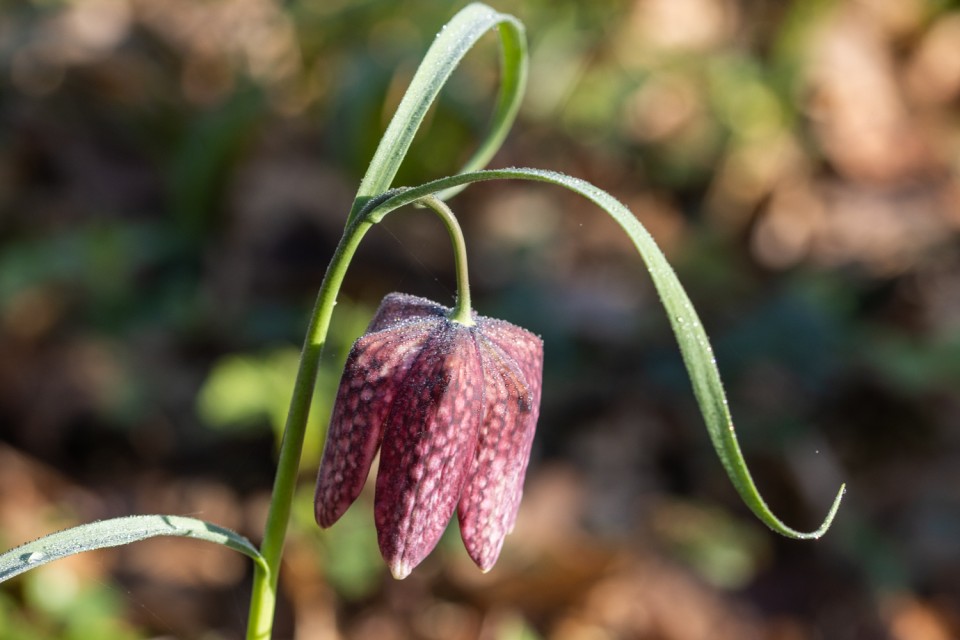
[245, 217, 373, 640]
[418, 195, 475, 326]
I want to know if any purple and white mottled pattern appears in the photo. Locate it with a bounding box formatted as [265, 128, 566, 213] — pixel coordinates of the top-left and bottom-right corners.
[374, 323, 483, 578]
[458, 319, 543, 570]
[314, 292, 543, 578]
[313, 321, 435, 527]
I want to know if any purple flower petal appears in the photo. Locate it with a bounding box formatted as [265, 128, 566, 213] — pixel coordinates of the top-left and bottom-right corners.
[314, 320, 436, 528]
[458, 320, 543, 571]
[368, 292, 447, 332]
[374, 322, 484, 579]
[485, 321, 543, 532]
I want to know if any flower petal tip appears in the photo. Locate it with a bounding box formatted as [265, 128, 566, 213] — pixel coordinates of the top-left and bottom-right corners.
[475, 553, 498, 573]
[389, 560, 412, 580]
[314, 506, 329, 529]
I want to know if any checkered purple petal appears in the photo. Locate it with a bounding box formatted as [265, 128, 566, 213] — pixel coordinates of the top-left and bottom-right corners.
[374, 322, 484, 578]
[458, 318, 543, 570]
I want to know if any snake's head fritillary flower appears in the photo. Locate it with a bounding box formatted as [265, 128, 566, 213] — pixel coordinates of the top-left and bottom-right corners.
[314, 292, 543, 579]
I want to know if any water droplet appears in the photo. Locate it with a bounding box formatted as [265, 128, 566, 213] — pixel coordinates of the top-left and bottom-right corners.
[25, 551, 45, 564]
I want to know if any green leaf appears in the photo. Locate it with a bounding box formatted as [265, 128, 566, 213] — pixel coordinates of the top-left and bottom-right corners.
[0, 515, 266, 584]
[348, 3, 527, 222]
[362, 167, 845, 540]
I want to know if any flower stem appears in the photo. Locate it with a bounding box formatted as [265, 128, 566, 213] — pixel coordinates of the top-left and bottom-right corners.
[245, 196, 473, 637]
[245, 218, 373, 640]
[418, 195, 474, 325]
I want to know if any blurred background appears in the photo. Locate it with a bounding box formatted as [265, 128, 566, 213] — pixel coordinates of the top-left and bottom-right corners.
[2, 0, 960, 638]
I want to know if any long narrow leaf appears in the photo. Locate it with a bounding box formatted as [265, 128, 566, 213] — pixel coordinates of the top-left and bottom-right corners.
[349, 3, 527, 222]
[0, 515, 266, 583]
[361, 168, 845, 539]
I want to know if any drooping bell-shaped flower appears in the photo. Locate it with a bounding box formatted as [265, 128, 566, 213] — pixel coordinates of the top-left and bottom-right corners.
[314, 292, 543, 579]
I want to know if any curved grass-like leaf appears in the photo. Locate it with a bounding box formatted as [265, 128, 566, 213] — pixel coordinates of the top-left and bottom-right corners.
[0, 515, 266, 583]
[348, 3, 527, 223]
[361, 168, 845, 539]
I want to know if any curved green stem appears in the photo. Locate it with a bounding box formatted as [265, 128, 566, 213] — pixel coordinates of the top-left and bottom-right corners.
[365, 168, 846, 540]
[417, 196, 474, 325]
[245, 217, 373, 640]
